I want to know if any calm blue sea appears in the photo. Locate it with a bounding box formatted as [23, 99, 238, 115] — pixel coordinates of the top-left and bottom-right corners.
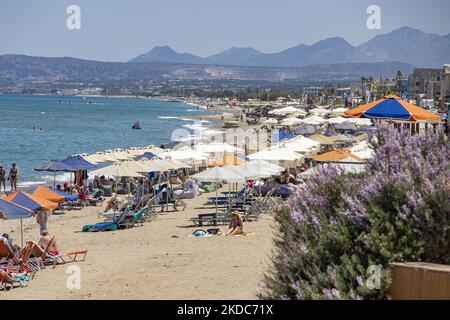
[0, 94, 209, 185]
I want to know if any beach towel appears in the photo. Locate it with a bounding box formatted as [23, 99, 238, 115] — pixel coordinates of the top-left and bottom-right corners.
[82, 221, 118, 232]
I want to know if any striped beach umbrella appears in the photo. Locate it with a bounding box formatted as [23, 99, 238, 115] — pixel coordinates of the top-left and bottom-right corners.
[344, 95, 440, 122]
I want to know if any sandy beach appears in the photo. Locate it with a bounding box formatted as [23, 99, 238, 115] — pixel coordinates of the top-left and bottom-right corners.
[0, 187, 276, 300]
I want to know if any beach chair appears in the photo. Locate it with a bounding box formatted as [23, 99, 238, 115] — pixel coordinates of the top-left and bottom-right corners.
[0, 269, 14, 291]
[83, 208, 133, 232]
[2, 242, 40, 274]
[190, 209, 231, 227]
[28, 240, 87, 267]
[0, 238, 16, 261]
[151, 190, 187, 213]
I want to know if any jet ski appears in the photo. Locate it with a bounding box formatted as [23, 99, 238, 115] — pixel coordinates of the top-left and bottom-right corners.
[132, 121, 141, 130]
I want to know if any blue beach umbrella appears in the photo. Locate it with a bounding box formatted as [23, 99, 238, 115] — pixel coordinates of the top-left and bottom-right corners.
[34, 160, 73, 172]
[0, 199, 34, 248]
[35, 160, 74, 187]
[60, 156, 97, 171]
[133, 152, 155, 161]
[48, 187, 78, 202]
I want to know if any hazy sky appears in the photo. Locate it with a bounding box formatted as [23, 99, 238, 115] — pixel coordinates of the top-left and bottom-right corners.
[1, 0, 449, 62]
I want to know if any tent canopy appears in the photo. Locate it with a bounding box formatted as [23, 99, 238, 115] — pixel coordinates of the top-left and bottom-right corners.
[344, 95, 440, 122]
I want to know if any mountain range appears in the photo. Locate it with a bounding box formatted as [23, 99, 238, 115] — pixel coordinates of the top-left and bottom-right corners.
[130, 27, 450, 68]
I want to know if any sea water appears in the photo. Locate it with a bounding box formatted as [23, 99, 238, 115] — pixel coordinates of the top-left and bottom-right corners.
[0, 94, 212, 186]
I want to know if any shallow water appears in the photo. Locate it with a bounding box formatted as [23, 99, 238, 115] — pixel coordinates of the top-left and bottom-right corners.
[0, 94, 209, 185]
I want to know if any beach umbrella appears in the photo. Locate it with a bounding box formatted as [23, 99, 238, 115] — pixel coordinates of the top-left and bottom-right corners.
[269, 106, 307, 116]
[301, 116, 327, 125]
[208, 155, 246, 167]
[191, 166, 245, 183]
[27, 185, 65, 203]
[193, 143, 241, 154]
[234, 160, 284, 179]
[0, 199, 34, 248]
[280, 118, 304, 126]
[313, 150, 364, 163]
[344, 94, 440, 122]
[4, 191, 59, 211]
[191, 166, 245, 214]
[34, 160, 72, 172]
[89, 163, 144, 177]
[61, 155, 97, 171]
[48, 187, 78, 202]
[264, 118, 279, 125]
[133, 152, 156, 161]
[309, 108, 331, 116]
[34, 160, 74, 187]
[248, 148, 303, 162]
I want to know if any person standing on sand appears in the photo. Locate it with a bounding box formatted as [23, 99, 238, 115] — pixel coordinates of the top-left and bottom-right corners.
[7, 163, 18, 191]
[0, 165, 6, 193]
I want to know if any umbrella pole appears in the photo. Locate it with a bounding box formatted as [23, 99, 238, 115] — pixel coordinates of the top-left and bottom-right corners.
[20, 216, 23, 248]
[53, 172, 56, 188]
[215, 187, 218, 214]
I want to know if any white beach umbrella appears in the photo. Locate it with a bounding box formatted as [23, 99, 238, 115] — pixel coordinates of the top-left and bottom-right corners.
[327, 117, 349, 124]
[89, 163, 144, 177]
[332, 107, 349, 114]
[191, 166, 245, 183]
[280, 118, 304, 126]
[248, 148, 303, 161]
[309, 108, 331, 116]
[301, 116, 327, 125]
[161, 148, 208, 161]
[264, 118, 279, 124]
[234, 160, 284, 179]
[269, 106, 307, 116]
[193, 143, 241, 154]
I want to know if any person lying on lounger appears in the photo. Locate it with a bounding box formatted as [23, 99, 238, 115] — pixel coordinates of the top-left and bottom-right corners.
[226, 212, 244, 236]
[38, 231, 59, 256]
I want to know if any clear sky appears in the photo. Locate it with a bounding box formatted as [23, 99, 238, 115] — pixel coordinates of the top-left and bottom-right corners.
[1, 0, 449, 62]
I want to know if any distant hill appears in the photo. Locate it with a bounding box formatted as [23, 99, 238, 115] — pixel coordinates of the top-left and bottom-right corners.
[129, 27, 450, 68]
[0, 54, 414, 84]
[358, 27, 450, 68]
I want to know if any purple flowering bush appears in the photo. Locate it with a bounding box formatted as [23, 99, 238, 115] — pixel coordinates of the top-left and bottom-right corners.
[260, 125, 450, 300]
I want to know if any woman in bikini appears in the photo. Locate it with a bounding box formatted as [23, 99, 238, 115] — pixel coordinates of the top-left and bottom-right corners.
[7, 163, 18, 192]
[226, 211, 244, 236]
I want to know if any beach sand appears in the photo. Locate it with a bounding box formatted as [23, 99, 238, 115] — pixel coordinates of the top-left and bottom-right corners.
[0, 188, 276, 300]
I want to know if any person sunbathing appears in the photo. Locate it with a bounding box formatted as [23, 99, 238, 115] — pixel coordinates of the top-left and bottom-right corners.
[226, 212, 244, 236]
[38, 231, 59, 256]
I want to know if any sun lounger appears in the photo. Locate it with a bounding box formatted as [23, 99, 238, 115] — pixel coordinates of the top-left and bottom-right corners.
[2, 242, 40, 274]
[82, 208, 133, 232]
[190, 210, 231, 227]
[0, 238, 16, 261]
[0, 269, 14, 290]
[28, 241, 87, 267]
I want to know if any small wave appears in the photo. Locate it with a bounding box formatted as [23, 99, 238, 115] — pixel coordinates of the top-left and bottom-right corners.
[158, 116, 177, 119]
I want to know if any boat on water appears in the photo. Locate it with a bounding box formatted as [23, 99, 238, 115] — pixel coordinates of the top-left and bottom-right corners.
[132, 121, 141, 130]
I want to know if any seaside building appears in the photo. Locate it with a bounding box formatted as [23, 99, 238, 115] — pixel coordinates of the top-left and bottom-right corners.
[408, 68, 442, 104]
[303, 87, 323, 97]
[440, 64, 450, 112]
